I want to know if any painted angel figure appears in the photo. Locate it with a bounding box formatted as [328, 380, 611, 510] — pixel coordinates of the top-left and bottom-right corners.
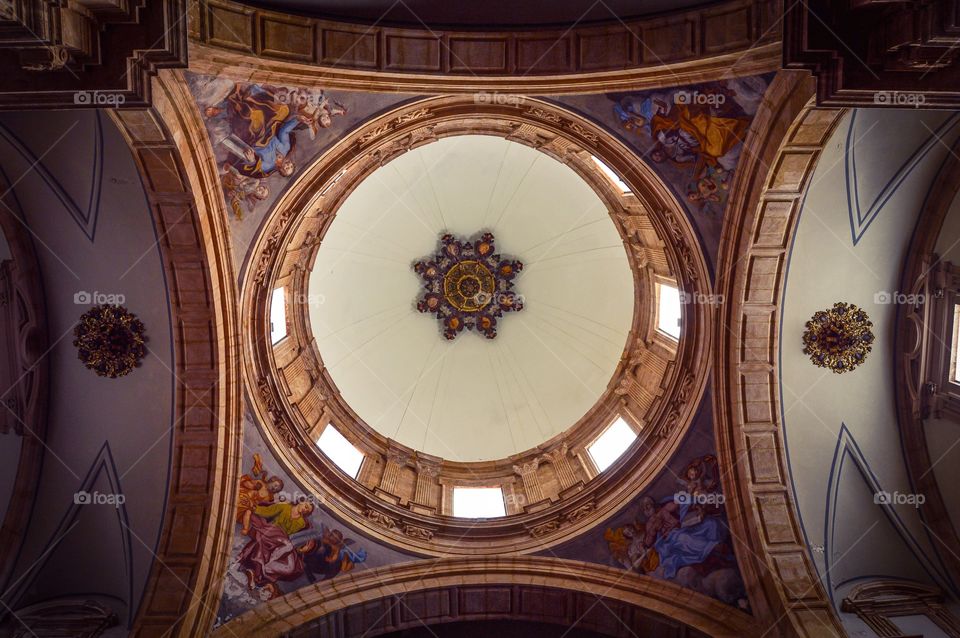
[237, 499, 316, 600]
[220, 163, 269, 220]
[295, 92, 348, 139]
[297, 523, 368, 583]
[236, 452, 284, 535]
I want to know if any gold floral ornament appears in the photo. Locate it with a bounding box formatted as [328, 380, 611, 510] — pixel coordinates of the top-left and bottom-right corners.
[413, 232, 523, 340]
[801, 302, 874, 373]
[73, 304, 147, 378]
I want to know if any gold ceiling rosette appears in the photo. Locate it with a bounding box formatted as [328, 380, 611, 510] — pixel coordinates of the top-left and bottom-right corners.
[413, 232, 523, 340]
[801, 302, 874, 373]
[73, 304, 147, 378]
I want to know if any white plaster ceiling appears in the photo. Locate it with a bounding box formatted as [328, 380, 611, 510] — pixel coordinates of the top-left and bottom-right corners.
[0, 111, 174, 626]
[779, 108, 960, 613]
[308, 135, 634, 462]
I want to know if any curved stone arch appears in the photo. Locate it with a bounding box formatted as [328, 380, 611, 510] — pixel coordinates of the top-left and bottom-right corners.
[0, 166, 49, 596]
[210, 556, 758, 638]
[241, 95, 716, 556]
[894, 135, 960, 589]
[712, 69, 847, 635]
[189, 0, 780, 94]
[109, 68, 243, 638]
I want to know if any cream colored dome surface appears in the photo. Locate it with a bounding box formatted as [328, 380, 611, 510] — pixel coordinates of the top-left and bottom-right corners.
[308, 135, 634, 461]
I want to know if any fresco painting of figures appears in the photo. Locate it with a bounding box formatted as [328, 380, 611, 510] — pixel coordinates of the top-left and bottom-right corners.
[233, 453, 366, 601]
[607, 76, 768, 217]
[602, 454, 747, 610]
[215, 415, 417, 627]
[543, 398, 748, 610]
[188, 76, 348, 221]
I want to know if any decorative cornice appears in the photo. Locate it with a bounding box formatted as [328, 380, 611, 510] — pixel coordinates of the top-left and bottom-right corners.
[186, 5, 781, 96]
[0, 0, 188, 109]
[784, 0, 960, 108]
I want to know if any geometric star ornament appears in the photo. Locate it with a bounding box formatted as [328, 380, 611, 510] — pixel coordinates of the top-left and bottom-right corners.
[413, 232, 523, 340]
[801, 302, 874, 373]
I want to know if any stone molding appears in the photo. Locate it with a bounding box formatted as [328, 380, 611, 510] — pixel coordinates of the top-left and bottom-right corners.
[210, 556, 758, 638]
[188, 0, 780, 93]
[713, 69, 848, 636]
[110, 68, 242, 638]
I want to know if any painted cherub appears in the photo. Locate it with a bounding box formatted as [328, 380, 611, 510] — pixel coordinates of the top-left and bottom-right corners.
[296, 93, 347, 139]
[678, 455, 719, 500]
[221, 163, 269, 220]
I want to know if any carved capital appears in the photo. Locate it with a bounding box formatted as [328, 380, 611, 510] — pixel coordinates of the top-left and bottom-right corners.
[512, 459, 540, 476]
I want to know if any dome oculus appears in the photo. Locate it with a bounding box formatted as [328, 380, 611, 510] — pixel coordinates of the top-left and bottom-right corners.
[413, 232, 524, 340]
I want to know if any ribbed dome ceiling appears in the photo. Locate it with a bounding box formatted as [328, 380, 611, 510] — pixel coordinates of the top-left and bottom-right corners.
[308, 135, 634, 461]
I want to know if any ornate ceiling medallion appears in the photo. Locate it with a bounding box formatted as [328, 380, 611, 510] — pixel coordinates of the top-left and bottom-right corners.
[413, 232, 523, 340]
[801, 302, 874, 373]
[73, 304, 147, 378]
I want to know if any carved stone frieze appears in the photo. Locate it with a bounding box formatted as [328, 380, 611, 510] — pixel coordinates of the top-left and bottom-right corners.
[256, 377, 298, 447]
[402, 523, 435, 541]
[364, 507, 398, 530]
[564, 501, 595, 524]
[527, 519, 562, 538]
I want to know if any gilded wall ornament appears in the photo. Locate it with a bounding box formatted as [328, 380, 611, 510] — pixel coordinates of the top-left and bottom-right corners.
[413, 232, 523, 340]
[73, 304, 146, 378]
[802, 302, 874, 373]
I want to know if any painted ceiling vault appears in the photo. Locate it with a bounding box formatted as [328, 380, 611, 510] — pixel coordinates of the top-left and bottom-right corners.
[307, 135, 634, 461]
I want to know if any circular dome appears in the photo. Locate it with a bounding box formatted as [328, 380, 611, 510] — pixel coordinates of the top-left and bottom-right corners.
[308, 136, 634, 462]
[244, 98, 712, 551]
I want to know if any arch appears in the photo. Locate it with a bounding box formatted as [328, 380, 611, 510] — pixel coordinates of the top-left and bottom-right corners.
[712, 69, 848, 635]
[894, 130, 960, 590]
[0, 163, 49, 597]
[108, 68, 243, 638]
[209, 556, 757, 638]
